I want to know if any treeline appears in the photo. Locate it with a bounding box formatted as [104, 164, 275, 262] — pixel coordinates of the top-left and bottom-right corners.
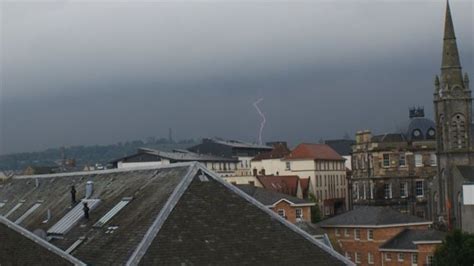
[0, 138, 198, 171]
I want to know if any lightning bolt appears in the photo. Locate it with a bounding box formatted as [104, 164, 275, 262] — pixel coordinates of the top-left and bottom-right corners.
[253, 98, 266, 145]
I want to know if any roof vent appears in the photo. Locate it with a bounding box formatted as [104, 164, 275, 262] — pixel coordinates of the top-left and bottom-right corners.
[85, 181, 94, 199]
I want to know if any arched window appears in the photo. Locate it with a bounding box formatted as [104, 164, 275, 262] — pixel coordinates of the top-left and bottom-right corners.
[439, 114, 445, 150]
[451, 114, 467, 149]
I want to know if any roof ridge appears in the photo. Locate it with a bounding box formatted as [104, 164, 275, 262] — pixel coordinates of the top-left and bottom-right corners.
[126, 163, 199, 265]
[14, 162, 196, 179]
[198, 166, 353, 265]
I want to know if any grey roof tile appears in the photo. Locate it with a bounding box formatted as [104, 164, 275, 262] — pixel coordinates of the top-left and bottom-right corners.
[318, 206, 429, 227]
[380, 229, 446, 250]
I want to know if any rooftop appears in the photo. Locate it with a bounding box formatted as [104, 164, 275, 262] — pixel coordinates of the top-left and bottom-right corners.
[0, 163, 349, 265]
[318, 206, 430, 228]
[380, 229, 446, 251]
[236, 184, 314, 206]
[204, 138, 272, 149]
[285, 143, 345, 161]
[251, 142, 291, 161]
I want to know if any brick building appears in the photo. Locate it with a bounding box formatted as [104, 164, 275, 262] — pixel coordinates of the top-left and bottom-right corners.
[318, 206, 444, 266]
[379, 229, 445, 266]
[237, 184, 315, 223]
[351, 109, 438, 218]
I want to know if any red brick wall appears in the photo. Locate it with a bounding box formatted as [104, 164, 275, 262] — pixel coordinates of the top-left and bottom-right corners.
[270, 201, 311, 223]
[325, 224, 430, 265]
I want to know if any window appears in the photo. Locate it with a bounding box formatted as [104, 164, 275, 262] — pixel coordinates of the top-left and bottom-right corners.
[277, 209, 286, 218]
[367, 229, 374, 240]
[355, 252, 361, 263]
[345, 252, 351, 260]
[296, 208, 303, 219]
[385, 253, 392, 261]
[426, 255, 434, 266]
[400, 182, 408, 198]
[344, 228, 349, 237]
[398, 253, 404, 262]
[285, 161, 291, 170]
[399, 153, 406, 166]
[384, 183, 392, 199]
[335, 228, 340, 236]
[368, 252, 374, 264]
[411, 254, 418, 266]
[416, 181, 424, 197]
[430, 153, 437, 166]
[415, 154, 423, 167]
[383, 154, 390, 167]
[354, 228, 361, 240]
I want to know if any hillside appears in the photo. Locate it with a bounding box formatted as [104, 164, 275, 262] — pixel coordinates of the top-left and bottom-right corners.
[0, 138, 198, 171]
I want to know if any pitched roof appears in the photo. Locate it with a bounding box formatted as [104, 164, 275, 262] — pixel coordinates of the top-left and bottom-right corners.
[252, 143, 291, 161]
[318, 206, 430, 227]
[371, 133, 406, 143]
[204, 138, 272, 149]
[455, 165, 474, 182]
[325, 139, 355, 156]
[300, 178, 310, 198]
[0, 216, 84, 265]
[0, 163, 349, 265]
[236, 184, 314, 206]
[380, 229, 446, 251]
[285, 143, 344, 161]
[256, 175, 300, 197]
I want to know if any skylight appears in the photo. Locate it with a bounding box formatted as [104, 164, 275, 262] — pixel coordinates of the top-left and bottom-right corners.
[47, 199, 100, 235]
[15, 201, 42, 224]
[65, 236, 86, 254]
[4, 201, 25, 218]
[93, 197, 132, 228]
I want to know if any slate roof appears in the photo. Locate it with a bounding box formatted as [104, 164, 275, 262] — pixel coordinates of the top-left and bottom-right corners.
[285, 143, 345, 161]
[0, 163, 350, 265]
[251, 142, 291, 161]
[236, 184, 314, 206]
[380, 229, 446, 251]
[456, 165, 474, 182]
[318, 206, 430, 227]
[325, 139, 355, 156]
[256, 175, 300, 197]
[0, 216, 84, 265]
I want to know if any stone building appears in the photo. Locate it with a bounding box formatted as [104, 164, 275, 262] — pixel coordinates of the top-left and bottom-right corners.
[351, 108, 438, 218]
[429, 1, 474, 233]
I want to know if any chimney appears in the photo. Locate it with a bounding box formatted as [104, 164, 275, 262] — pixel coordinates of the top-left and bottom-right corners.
[85, 181, 94, 199]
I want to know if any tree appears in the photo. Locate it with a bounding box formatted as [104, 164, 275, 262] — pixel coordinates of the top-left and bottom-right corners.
[308, 193, 322, 223]
[433, 229, 474, 266]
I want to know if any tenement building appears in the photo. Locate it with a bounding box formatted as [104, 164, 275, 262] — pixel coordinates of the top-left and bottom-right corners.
[351, 108, 437, 218]
[430, 1, 474, 232]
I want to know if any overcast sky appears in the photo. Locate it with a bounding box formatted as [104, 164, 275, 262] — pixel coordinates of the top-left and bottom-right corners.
[1, 0, 473, 154]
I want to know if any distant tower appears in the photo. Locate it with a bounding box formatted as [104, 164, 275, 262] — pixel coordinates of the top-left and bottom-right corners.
[433, 1, 473, 229]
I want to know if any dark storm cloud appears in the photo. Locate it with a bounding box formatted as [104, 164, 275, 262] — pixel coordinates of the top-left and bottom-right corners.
[1, 0, 473, 154]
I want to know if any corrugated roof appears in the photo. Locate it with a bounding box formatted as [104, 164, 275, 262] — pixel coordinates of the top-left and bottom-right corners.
[285, 143, 344, 161]
[0, 163, 351, 265]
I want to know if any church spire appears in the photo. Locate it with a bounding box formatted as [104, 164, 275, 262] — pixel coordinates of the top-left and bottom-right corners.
[440, 0, 463, 87]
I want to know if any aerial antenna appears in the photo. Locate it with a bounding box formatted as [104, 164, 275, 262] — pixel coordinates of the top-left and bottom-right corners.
[253, 98, 266, 145]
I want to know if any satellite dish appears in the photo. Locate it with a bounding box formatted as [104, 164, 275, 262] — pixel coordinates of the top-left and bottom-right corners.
[33, 229, 47, 240]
